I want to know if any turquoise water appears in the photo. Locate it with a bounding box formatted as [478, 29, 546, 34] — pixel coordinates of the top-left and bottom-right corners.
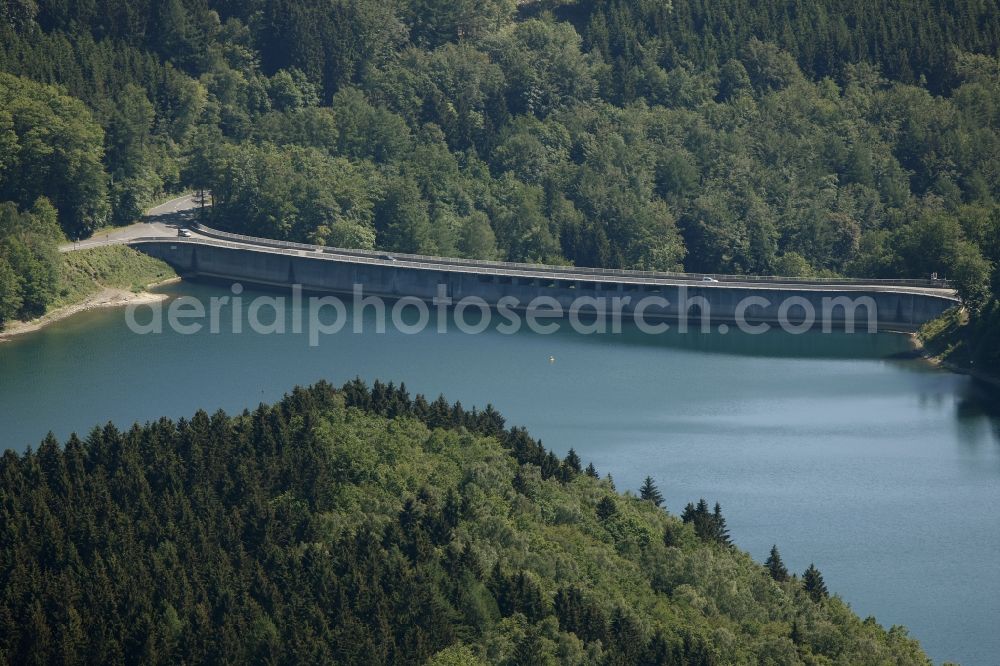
[1, 281, 998, 664]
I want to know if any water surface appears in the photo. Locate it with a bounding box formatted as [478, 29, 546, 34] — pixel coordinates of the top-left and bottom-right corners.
[1, 281, 997, 665]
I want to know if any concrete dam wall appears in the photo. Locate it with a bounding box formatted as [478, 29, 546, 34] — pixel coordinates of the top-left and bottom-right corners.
[131, 236, 959, 332]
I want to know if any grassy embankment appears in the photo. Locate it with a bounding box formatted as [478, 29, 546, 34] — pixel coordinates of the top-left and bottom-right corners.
[54, 188, 196, 304]
[918, 304, 1000, 382]
[54, 244, 177, 308]
[0, 245, 177, 339]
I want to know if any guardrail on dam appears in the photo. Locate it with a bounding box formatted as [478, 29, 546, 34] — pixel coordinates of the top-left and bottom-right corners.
[130, 227, 960, 332]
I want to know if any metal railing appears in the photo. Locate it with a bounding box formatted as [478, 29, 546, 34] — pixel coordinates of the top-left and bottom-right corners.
[189, 223, 952, 290]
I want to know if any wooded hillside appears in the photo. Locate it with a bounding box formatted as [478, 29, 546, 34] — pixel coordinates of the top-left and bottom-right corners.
[0, 380, 931, 664]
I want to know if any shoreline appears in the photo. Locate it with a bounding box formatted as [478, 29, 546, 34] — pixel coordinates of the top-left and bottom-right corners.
[908, 332, 1000, 388]
[0, 277, 179, 343]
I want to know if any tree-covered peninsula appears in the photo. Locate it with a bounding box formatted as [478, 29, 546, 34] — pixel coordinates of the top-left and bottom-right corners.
[0, 381, 930, 664]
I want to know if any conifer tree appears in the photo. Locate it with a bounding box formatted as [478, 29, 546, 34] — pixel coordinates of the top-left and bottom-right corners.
[541, 450, 561, 480]
[412, 394, 431, 421]
[512, 468, 531, 497]
[712, 502, 731, 545]
[681, 499, 731, 545]
[442, 489, 461, 531]
[609, 606, 646, 662]
[803, 564, 829, 602]
[563, 448, 582, 474]
[480, 404, 505, 437]
[513, 623, 549, 666]
[639, 476, 664, 507]
[585, 463, 599, 478]
[765, 545, 789, 582]
[428, 395, 451, 429]
[450, 400, 465, 426]
[596, 496, 617, 521]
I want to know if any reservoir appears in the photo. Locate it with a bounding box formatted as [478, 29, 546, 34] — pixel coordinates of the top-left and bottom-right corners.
[1, 281, 998, 665]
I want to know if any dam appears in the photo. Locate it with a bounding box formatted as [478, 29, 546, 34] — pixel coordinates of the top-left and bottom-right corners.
[130, 225, 960, 332]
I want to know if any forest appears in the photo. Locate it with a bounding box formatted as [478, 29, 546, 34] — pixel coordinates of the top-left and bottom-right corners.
[0, 4, 993, 660]
[0, 380, 932, 664]
[1, 0, 998, 329]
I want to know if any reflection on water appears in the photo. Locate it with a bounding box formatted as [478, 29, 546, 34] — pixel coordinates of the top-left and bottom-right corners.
[1, 280, 999, 665]
[544, 313, 917, 360]
[957, 380, 1000, 417]
[954, 381, 1000, 448]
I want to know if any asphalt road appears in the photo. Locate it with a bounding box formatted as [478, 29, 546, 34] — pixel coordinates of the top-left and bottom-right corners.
[59, 193, 204, 253]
